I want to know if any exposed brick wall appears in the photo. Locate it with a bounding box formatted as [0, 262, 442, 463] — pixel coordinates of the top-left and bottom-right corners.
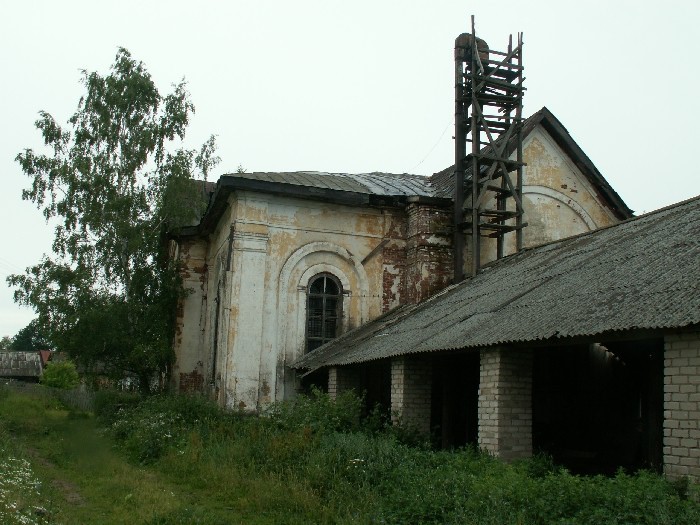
[478, 348, 532, 461]
[172, 238, 208, 394]
[381, 212, 407, 313]
[404, 203, 453, 305]
[390, 355, 432, 434]
[663, 330, 700, 482]
[328, 366, 362, 399]
[179, 370, 204, 393]
[381, 243, 406, 313]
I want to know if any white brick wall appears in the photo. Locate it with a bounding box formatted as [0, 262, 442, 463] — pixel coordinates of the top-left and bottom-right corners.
[663, 330, 700, 482]
[478, 348, 532, 461]
[390, 356, 432, 434]
[327, 366, 361, 399]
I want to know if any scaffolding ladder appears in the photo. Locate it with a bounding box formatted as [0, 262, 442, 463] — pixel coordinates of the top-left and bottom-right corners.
[454, 17, 526, 280]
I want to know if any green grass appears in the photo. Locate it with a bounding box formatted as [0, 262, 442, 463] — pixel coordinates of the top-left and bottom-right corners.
[1, 385, 699, 524]
[0, 387, 342, 524]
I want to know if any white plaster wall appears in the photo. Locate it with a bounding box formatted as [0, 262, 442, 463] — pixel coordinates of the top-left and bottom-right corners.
[474, 124, 621, 267]
[206, 197, 238, 405]
[212, 190, 399, 410]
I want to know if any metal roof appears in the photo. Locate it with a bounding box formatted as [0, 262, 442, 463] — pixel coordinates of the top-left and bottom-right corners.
[0, 351, 42, 378]
[225, 171, 434, 197]
[177, 108, 632, 240]
[292, 195, 700, 373]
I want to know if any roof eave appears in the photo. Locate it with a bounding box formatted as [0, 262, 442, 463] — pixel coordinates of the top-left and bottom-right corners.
[536, 107, 634, 220]
[173, 176, 415, 238]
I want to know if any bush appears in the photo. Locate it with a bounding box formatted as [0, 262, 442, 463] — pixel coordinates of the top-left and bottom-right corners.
[93, 390, 142, 424]
[263, 387, 362, 434]
[93, 390, 700, 524]
[40, 360, 80, 389]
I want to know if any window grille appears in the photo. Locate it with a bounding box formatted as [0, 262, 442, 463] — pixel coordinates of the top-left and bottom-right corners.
[306, 273, 342, 352]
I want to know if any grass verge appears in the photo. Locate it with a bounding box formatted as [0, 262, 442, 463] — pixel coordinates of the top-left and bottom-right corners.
[1, 384, 699, 524]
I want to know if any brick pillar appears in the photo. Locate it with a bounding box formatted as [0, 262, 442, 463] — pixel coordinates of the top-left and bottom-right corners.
[478, 347, 532, 461]
[390, 355, 432, 434]
[663, 330, 700, 482]
[327, 366, 362, 399]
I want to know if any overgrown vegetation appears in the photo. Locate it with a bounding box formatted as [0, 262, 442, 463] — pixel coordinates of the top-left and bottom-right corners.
[40, 361, 80, 389]
[1, 384, 698, 524]
[0, 435, 53, 525]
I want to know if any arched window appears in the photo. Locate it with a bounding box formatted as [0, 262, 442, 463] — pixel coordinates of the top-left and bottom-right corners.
[306, 273, 342, 352]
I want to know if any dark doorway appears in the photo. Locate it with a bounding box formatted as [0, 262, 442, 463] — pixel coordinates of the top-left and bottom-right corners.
[533, 340, 663, 474]
[362, 360, 392, 417]
[431, 353, 480, 449]
[299, 368, 329, 394]
[301, 362, 392, 422]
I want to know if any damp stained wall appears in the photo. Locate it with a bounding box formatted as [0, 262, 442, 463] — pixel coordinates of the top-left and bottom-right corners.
[174, 190, 407, 411]
[469, 123, 621, 269]
[174, 123, 626, 410]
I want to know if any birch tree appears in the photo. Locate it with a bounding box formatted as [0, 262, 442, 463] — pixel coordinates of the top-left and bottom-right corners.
[9, 48, 218, 391]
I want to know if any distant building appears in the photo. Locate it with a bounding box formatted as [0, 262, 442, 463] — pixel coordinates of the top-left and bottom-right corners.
[0, 351, 44, 382]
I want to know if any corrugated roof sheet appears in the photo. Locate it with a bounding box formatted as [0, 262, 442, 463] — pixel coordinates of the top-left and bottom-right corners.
[293, 195, 700, 373]
[227, 171, 434, 197]
[0, 351, 42, 378]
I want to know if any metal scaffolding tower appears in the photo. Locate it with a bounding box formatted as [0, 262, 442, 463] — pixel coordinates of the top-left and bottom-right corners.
[454, 17, 525, 281]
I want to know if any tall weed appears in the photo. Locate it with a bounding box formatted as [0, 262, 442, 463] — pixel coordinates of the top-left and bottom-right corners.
[96, 390, 700, 524]
[263, 387, 362, 434]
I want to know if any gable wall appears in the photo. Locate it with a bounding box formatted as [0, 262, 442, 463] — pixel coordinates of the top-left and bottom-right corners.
[468, 124, 621, 270]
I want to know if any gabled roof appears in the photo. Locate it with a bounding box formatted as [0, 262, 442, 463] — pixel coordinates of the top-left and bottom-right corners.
[292, 195, 700, 374]
[429, 107, 634, 219]
[0, 351, 43, 378]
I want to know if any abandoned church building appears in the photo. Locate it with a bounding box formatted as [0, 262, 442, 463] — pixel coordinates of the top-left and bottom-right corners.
[171, 31, 700, 480]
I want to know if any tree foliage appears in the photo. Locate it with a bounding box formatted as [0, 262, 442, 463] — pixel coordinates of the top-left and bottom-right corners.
[41, 360, 80, 389]
[8, 48, 218, 392]
[8, 319, 51, 352]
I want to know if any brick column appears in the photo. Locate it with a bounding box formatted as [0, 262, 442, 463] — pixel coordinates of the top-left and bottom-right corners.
[390, 355, 432, 434]
[663, 330, 700, 482]
[327, 366, 362, 399]
[478, 347, 532, 461]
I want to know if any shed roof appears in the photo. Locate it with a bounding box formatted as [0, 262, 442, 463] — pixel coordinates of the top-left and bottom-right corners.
[0, 351, 43, 378]
[292, 195, 700, 373]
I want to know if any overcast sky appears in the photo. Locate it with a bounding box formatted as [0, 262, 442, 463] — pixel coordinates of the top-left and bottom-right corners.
[1, 1, 698, 337]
